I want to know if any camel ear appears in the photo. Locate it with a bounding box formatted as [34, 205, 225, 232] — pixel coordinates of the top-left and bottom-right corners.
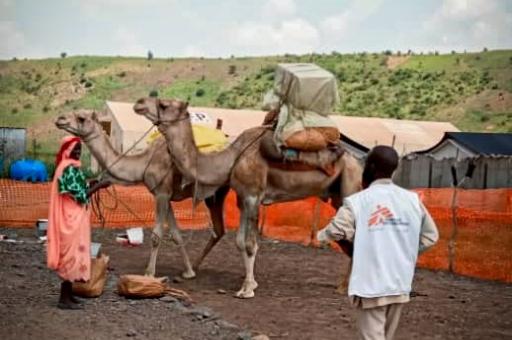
[159, 99, 172, 110]
[182, 101, 189, 111]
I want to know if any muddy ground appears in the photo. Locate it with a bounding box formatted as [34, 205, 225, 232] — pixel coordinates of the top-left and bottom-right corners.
[0, 227, 511, 340]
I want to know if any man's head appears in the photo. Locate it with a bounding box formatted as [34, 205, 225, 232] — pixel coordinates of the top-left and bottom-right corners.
[362, 145, 399, 188]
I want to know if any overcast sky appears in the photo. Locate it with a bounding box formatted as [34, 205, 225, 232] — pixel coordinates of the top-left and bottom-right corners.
[1, 0, 511, 59]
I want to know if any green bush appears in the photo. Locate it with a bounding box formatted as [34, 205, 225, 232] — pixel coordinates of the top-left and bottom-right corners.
[195, 88, 205, 97]
[149, 90, 159, 97]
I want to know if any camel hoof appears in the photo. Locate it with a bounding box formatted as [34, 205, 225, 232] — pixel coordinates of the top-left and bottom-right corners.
[234, 280, 258, 299]
[234, 290, 255, 299]
[181, 270, 196, 280]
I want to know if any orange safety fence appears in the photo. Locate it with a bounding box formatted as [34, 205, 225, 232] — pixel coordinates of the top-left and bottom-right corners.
[0, 179, 211, 229]
[1, 179, 511, 283]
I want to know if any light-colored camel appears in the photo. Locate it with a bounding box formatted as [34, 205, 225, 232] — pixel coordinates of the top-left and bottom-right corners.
[55, 110, 229, 278]
[133, 98, 363, 298]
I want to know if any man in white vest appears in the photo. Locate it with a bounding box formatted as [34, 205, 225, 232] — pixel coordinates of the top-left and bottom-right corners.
[317, 145, 439, 340]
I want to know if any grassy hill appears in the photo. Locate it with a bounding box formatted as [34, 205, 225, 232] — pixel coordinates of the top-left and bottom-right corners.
[1, 50, 511, 155]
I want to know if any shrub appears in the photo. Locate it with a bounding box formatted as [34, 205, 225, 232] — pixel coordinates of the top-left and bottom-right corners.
[43, 105, 50, 113]
[117, 71, 126, 78]
[195, 88, 205, 97]
[84, 81, 93, 88]
[147, 50, 153, 61]
[60, 52, 67, 58]
[149, 90, 158, 97]
[80, 62, 87, 68]
[23, 103, 32, 109]
[11, 107, 18, 114]
[228, 64, 237, 75]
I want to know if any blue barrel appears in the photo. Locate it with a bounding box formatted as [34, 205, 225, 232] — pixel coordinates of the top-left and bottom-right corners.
[9, 159, 48, 182]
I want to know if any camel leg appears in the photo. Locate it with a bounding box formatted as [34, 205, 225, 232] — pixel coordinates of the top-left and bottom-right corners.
[234, 195, 260, 299]
[194, 186, 229, 270]
[167, 205, 196, 279]
[144, 195, 168, 277]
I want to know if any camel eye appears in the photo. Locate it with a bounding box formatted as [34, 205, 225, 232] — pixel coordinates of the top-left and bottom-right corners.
[77, 117, 85, 123]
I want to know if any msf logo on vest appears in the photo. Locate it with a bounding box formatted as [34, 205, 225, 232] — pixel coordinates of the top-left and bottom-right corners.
[368, 205, 409, 230]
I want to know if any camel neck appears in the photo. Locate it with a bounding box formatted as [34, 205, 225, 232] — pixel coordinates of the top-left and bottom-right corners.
[158, 117, 242, 186]
[85, 129, 148, 182]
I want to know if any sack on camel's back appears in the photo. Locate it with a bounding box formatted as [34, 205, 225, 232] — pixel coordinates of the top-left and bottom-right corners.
[275, 106, 340, 151]
[284, 126, 340, 151]
[72, 253, 109, 298]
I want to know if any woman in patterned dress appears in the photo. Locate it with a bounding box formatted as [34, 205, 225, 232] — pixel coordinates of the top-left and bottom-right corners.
[47, 136, 107, 309]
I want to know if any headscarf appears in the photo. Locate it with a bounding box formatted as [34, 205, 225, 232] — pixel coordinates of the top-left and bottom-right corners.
[55, 136, 81, 168]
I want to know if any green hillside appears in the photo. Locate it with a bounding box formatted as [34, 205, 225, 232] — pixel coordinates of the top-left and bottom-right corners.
[1, 50, 511, 154]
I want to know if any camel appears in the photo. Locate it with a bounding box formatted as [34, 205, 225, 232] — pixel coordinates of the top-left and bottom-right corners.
[55, 110, 229, 279]
[133, 97, 363, 298]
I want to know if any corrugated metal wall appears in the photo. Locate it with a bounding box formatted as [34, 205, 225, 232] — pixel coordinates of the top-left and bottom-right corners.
[394, 155, 512, 189]
[0, 128, 27, 176]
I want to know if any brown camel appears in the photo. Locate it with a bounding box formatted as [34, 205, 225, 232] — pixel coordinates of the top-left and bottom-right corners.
[133, 98, 363, 298]
[55, 110, 229, 279]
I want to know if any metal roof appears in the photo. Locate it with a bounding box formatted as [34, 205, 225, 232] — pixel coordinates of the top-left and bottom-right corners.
[416, 132, 512, 156]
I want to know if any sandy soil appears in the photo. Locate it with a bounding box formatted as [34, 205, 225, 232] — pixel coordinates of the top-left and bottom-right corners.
[0, 227, 511, 340]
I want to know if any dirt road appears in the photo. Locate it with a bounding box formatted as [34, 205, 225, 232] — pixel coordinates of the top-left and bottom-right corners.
[1, 227, 511, 339]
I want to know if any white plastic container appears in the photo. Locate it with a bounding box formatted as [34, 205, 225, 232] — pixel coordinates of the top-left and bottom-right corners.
[36, 219, 48, 237]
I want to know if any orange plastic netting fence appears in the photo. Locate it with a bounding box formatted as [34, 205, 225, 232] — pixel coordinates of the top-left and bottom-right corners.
[1, 179, 511, 283]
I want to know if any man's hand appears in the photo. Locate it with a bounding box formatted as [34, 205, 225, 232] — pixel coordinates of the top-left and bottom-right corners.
[316, 229, 331, 248]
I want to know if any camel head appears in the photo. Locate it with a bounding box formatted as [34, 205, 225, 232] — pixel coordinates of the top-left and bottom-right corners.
[133, 97, 189, 127]
[55, 110, 100, 140]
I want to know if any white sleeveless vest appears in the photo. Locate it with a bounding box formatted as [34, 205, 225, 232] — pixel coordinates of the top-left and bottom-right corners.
[346, 182, 423, 298]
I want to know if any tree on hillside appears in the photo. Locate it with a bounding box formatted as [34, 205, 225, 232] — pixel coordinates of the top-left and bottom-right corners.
[483, 47, 488, 52]
[60, 52, 67, 58]
[147, 50, 154, 61]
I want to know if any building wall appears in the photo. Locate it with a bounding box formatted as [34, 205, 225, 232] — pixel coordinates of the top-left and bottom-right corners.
[0, 128, 26, 175]
[394, 155, 512, 189]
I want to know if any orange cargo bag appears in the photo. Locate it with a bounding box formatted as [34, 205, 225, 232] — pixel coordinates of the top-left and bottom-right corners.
[117, 275, 168, 298]
[72, 254, 110, 298]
